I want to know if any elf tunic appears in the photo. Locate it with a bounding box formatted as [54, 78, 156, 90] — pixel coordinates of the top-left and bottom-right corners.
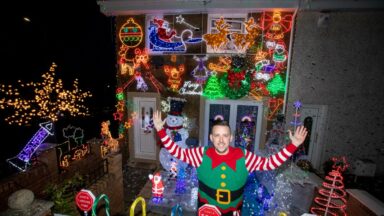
[157, 129, 298, 213]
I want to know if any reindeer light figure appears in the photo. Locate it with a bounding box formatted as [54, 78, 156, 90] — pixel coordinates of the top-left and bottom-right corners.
[231, 17, 261, 51]
[203, 17, 231, 51]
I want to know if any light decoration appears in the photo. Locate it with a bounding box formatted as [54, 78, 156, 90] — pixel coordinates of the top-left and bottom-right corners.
[272, 42, 288, 70]
[164, 56, 185, 92]
[62, 124, 84, 147]
[116, 100, 125, 112]
[149, 172, 164, 203]
[254, 50, 275, 74]
[129, 197, 146, 216]
[6, 121, 54, 172]
[249, 82, 269, 101]
[161, 99, 170, 113]
[118, 18, 143, 77]
[175, 166, 187, 194]
[267, 98, 284, 120]
[208, 56, 232, 73]
[115, 87, 124, 101]
[255, 70, 271, 81]
[113, 111, 124, 121]
[191, 55, 210, 83]
[178, 81, 203, 95]
[310, 157, 349, 216]
[214, 115, 224, 121]
[290, 100, 303, 131]
[231, 17, 261, 51]
[148, 17, 202, 53]
[119, 61, 134, 76]
[202, 72, 224, 99]
[118, 17, 143, 63]
[58, 125, 89, 168]
[0, 62, 92, 125]
[176, 14, 199, 31]
[92, 193, 111, 216]
[266, 73, 285, 96]
[100, 120, 119, 153]
[203, 17, 231, 51]
[220, 68, 251, 99]
[122, 48, 163, 93]
[263, 11, 293, 41]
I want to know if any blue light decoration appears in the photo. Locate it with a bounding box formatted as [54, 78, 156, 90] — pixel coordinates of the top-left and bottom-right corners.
[148, 17, 202, 53]
[171, 203, 183, 216]
[290, 100, 303, 130]
[191, 56, 210, 84]
[7, 121, 54, 172]
[242, 171, 277, 216]
[175, 165, 187, 194]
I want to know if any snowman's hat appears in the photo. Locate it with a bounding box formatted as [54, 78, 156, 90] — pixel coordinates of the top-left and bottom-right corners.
[168, 97, 186, 116]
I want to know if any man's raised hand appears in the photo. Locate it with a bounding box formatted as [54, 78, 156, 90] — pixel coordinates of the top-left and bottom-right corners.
[153, 110, 166, 131]
[288, 125, 308, 147]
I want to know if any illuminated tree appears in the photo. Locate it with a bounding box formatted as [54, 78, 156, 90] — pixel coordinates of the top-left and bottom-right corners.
[267, 73, 285, 96]
[0, 62, 92, 126]
[203, 72, 224, 99]
[311, 157, 349, 216]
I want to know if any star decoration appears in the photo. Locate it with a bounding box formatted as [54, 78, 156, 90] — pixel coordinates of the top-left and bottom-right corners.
[176, 15, 184, 24]
[331, 156, 349, 172]
[293, 100, 302, 109]
[113, 112, 124, 121]
[116, 101, 125, 112]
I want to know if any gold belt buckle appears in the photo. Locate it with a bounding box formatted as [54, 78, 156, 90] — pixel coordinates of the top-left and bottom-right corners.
[216, 189, 230, 205]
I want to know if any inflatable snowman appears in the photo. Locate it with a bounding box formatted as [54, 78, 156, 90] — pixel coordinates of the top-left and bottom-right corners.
[159, 97, 189, 176]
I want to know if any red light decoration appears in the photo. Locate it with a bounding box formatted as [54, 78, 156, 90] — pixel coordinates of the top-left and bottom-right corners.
[263, 11, 293, 40]
[310, 157, 349, 216]
[267, 98, 284, 120]
[164, 55, 185, 92]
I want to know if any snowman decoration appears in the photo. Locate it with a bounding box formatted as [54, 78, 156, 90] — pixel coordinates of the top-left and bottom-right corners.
[159, 97, 189, 177]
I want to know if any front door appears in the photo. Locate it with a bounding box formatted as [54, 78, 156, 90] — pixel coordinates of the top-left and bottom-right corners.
[203, 99, 264, 153]
[300, 104, 328, 171]
[128, 93, 159, 162]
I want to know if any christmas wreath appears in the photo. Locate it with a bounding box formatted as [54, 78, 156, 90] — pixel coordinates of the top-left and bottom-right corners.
[220, 68, 251, 99]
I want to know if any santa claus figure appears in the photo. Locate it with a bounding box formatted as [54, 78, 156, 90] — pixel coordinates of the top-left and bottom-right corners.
[148, 172, 164, 203]
[154, 18, 176, 42]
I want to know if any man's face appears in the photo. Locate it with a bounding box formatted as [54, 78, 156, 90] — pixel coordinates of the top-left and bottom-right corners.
[209, 125, 233, 155]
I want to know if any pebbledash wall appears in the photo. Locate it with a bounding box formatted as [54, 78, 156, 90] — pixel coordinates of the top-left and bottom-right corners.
[286, 11, 384, 174]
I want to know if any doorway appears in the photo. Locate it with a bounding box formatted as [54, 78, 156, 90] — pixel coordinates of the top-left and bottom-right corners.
[300, 104, 328, 171]
[127, 92, 160, 163]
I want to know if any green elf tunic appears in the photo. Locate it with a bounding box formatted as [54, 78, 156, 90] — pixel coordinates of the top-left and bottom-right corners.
[197, 146, 248, 213]
[157, 128, 298, 215]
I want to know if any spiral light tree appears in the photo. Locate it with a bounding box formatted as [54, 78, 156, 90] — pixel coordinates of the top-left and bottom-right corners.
[310, 157, 349, 216]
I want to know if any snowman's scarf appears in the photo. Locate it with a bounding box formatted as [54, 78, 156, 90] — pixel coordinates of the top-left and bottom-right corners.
[166, 125, 183, 142]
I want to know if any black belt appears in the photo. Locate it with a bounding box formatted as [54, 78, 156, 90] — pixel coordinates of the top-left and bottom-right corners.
[198, 180, 244, 205]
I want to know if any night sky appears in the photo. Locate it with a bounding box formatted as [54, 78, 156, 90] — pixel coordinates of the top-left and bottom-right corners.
[0, 1, 117, 178]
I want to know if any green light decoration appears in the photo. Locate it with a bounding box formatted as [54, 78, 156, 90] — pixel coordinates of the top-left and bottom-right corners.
[116, 92, 124, 101]
[220, 68, 251, 99]
[203, 72, 225, 99]
[267, 73, 285, 96]
[92, 194, 110, 216]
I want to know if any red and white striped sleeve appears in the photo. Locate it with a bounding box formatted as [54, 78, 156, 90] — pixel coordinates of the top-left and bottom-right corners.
[157, 129, 204, 168]
[245, 144, 298, 172]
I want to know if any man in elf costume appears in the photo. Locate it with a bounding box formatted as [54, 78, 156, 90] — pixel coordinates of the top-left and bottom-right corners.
[153, 111, 307, 216]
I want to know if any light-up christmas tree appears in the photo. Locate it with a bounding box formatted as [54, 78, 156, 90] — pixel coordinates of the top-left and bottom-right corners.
[0, 62, 92, 126]
[267, 73, 285, 96]
[311, 157, 349, 216]
[203, 72, 224, 99]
